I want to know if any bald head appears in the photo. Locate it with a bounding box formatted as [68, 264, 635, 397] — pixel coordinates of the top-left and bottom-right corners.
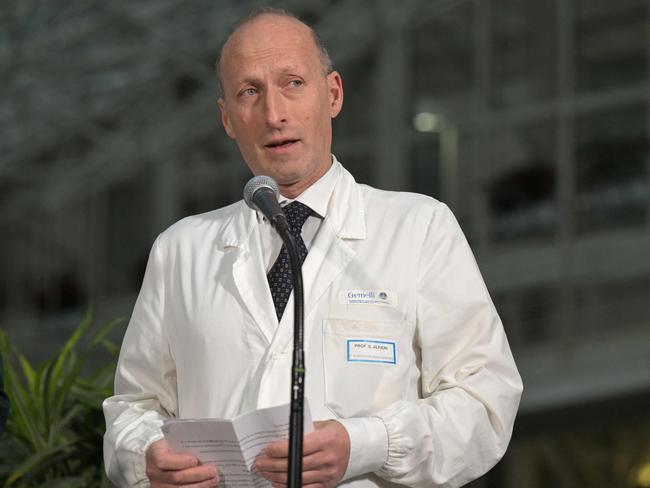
[216, 9, 332, 97]
[215, 7, 344, 198]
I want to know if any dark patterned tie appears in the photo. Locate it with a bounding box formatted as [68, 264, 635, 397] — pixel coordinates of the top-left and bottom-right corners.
[267, 201, 314, 321]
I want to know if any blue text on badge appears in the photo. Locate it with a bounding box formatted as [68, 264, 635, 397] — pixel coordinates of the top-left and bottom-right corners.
[346, 339, 397, 364]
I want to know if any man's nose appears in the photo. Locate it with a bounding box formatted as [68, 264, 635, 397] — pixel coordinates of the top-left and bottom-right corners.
[262, 89, 287, 127]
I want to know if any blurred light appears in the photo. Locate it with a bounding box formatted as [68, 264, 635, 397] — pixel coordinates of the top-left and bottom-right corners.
[413, 112, 441, 132]
[637, 462, 650, 488]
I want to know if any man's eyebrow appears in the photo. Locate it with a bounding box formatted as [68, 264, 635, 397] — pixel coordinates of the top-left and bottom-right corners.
[238, 76, 261, 86]
[276, 66, 302, 74]
[237, 66, 304, 84]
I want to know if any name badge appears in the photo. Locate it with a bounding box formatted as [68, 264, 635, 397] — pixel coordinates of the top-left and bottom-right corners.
[340, 290, 397, 307]
[346, 339, 397, 364]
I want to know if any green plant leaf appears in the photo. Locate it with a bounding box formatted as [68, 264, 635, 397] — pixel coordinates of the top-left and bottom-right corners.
[38, 357, 56, 440]
[86, 318, 123, 350]
[0, 309, 121, 487]
[42, 476, 88, 488]
[101, 339, 120, 357]
[70, 374, 113, 408]
[46, 403, 84, 446]
[0, 333, 46, 451]
[14, 351, 36, 396]
[47, 309, 93, 425]
[10, 388, 43, 450]
[3, 440, 77, 487]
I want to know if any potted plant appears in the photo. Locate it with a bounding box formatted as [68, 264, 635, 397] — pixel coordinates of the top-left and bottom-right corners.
[0, 310, 121, 487]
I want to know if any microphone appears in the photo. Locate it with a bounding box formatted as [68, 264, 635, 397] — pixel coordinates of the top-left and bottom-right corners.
[243, 175, 288, 229]
[242, 174, 306, 488]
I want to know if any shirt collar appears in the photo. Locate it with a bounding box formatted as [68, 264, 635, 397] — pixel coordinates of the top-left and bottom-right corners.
[255, 155, 340, 222]
[281, 156, 339, 219]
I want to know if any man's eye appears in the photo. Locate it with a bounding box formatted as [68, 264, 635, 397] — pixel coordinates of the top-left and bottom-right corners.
[241, 88, 257, 96]
[288, 79, 303, 87]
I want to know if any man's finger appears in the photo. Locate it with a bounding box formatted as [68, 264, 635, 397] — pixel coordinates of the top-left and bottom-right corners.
[155, 480, 220, 488]
[302, 468, 331, 485]
[264, 439, 289, 458]
[302, 431, 327, 456]
[147, 439, 200, 471]
[153, 452, 200, 471]
[302, 450, 330, 471]
[264, 420, 339, 460]
[258, 470, 326, 487]
[153, 464, 219, 485]
[257, 470, 288, 484]
[156, 481, 219, 488]
[255, 455, 288, 473]
[302, 421, 341, 455]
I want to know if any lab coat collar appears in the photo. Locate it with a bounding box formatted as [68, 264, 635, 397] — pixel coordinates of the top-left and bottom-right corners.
[273, 160, 364, 352]
[216, 201, 257, 250]
[325, 157, 366, 240]
[272, 155, 339, 220]
[215, 157, 365, 345]
[217, 155, 366, 249]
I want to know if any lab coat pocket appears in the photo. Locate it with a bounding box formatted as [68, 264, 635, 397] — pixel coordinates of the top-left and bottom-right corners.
[323, 318, 411, 418]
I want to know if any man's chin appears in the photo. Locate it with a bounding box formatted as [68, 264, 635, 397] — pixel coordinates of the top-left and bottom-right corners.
[257, 158, 303, 181]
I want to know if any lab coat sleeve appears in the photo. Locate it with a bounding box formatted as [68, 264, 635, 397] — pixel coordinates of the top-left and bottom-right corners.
[374, 203, 523, 487]
[103, 235, 177, 487]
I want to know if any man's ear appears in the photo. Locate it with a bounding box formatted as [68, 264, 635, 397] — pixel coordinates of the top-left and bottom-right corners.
[327, 71, 344, 118]
[218, 98, 236, 139]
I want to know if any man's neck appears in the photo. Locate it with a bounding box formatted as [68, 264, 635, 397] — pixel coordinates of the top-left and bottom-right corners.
[278, 158, 333, 199]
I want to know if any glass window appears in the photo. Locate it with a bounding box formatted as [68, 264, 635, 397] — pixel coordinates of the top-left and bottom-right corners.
[107, 174, 153, 293]
[491, 0, 557, 107]
[574, 104, 648, 234]
[598, 276, 650, 334]
[410, 135, 441, 199]
[575, 0, 648, 92]
[492, 285, 559, 347]
[334, 151, 373, 187]
[577, 275, 650, 337]
[487, 121, 557, 243]
[180, 136, 235, 215]
[519, 286, 557, 345]
[333, 54, 376, 139]
[411, 2, 475, 100]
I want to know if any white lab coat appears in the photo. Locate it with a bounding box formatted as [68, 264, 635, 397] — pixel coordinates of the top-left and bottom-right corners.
[103, 162, 522, 488]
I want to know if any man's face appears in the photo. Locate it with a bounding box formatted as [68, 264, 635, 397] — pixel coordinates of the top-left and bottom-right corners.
[218, 15, 343, 198]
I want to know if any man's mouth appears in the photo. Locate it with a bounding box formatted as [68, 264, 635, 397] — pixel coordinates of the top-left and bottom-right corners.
[265, 139, 299, 149]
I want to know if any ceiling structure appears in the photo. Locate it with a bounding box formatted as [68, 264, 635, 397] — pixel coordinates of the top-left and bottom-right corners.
[0, 0, 460, 223]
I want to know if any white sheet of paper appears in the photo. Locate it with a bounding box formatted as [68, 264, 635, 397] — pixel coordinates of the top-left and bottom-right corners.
[162, 401, 313, 488]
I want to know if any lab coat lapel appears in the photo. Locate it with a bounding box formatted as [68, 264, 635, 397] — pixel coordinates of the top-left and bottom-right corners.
[275, 166, 366, 350]
[220, 202, 277, 344]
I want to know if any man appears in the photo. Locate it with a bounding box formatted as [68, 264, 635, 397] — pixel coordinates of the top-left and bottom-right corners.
[103, 9, 522, 488]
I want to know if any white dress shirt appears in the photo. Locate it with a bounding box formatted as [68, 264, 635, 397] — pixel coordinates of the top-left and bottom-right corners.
[257, 158, 339, 273]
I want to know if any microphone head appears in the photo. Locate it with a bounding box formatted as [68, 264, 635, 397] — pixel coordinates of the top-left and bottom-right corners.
[243, 175, 280, 210]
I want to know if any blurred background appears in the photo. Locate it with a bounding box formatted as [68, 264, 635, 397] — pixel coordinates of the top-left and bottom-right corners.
[1, 0, 649, 486]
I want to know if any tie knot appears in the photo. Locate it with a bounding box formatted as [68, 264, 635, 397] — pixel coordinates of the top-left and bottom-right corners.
[283, 201, 313, 236]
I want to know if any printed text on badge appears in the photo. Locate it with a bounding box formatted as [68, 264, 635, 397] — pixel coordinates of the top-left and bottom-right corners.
[346, 339, 397, 364]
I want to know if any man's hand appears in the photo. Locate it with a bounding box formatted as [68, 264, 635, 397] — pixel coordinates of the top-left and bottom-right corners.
[146, 439, 219, 487]
[254, 420, 350, 488]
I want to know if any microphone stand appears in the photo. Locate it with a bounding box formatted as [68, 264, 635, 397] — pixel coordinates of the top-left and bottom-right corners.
[271, 215, 305, 488]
